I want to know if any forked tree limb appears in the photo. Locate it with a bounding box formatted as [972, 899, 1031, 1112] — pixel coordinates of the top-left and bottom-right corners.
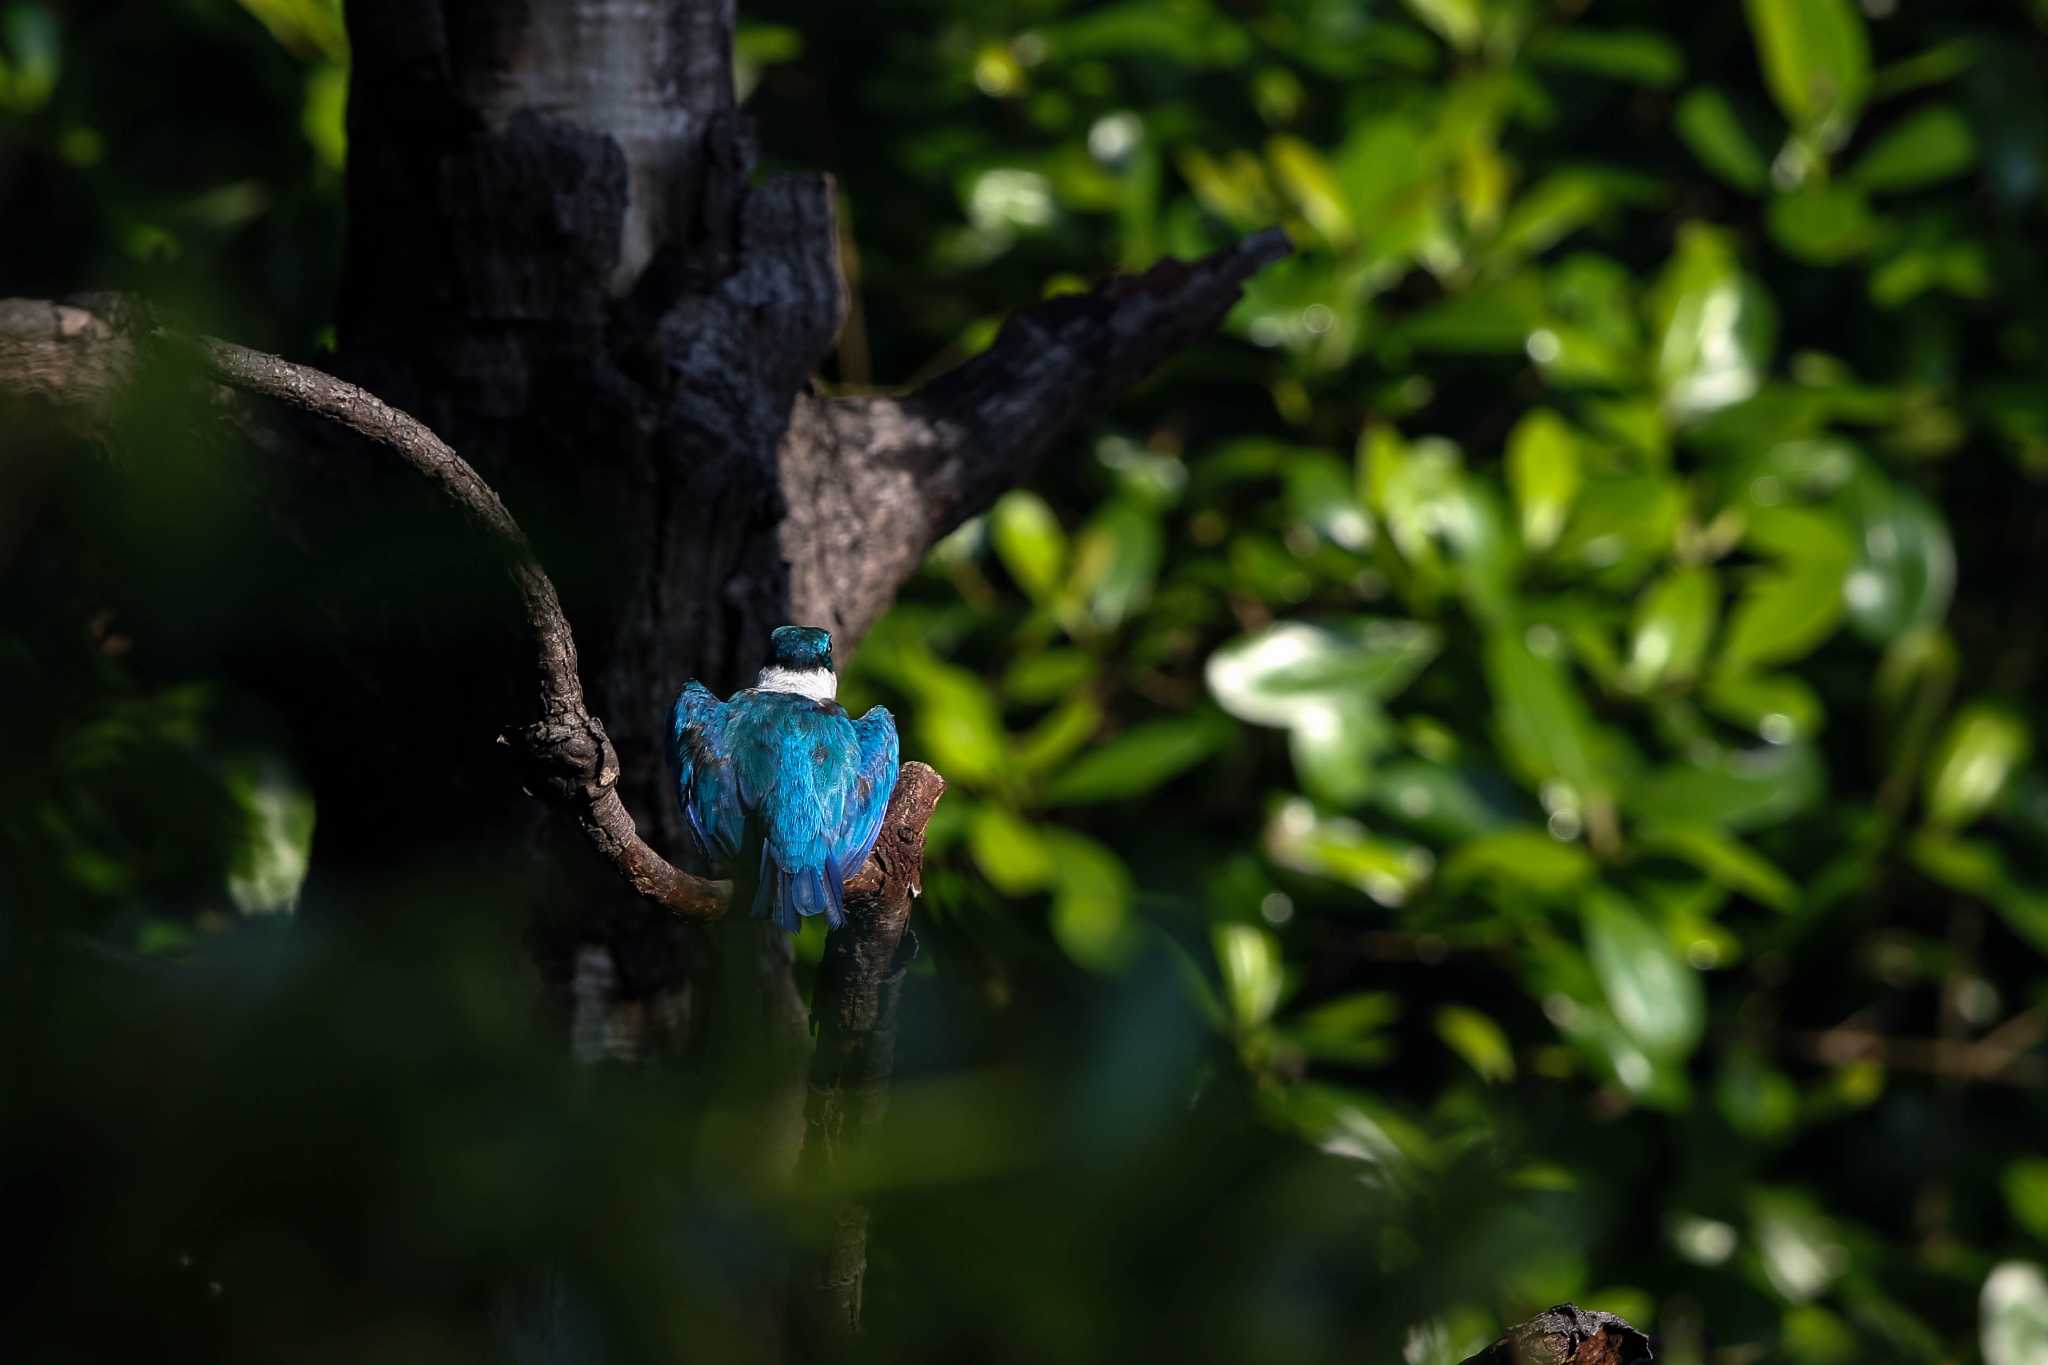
[0, 295, 947, 921]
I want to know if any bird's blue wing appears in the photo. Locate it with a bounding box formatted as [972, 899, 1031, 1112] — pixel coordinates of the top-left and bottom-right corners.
[834, 705, 899, 878]
[669, 681, 744, 874]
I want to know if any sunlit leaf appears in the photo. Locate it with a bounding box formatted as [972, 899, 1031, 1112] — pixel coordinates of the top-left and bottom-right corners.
[1435, 1005, 1516, 1083]
[1922, 702, 2031, 829]
[1676, 87, 1770, 192]
[1215, 922, 1286, 1031]
[223, 754, 314, 915]
[1629, 743, 1825, 832]
[1768, 184, 1882, 264]
[1744, 0, 1871, 143]
[1626, 566, 1718, 691]
[1982, 1263, 2048, 1365]
[1290, 991, 1401, 1066]
[1638, 824, 1798, 912]
[968, 804, 1055, 895]
[1850, 105, 1976, 194]
[2002, 1161, 2048, 1243]
[1266, 798, 1433, 906]
[1584, 888, 1705, 1059]
[1650, 225, 1776, 421]
[1484, 631, 1603, 799]
[1907, 831, 2048, 955]
[1402, 0, 1482, 53]
[1042, 712, 1232, 805]
[989, 490, 1067, 600]
[1442, 827, 1595, 900]
[1043, 828, 1140, 971]
[1528, 28, 1682, 88]
[1506, 409, 1581, 552]
[1207, 618, 1440, 727]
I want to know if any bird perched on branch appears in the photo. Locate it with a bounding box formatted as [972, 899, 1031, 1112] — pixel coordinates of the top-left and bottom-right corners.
[670, 626, 899, 932]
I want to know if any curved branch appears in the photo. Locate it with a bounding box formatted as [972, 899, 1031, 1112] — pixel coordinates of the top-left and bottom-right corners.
[0, 296, 943, 921]
[1459, 1305, 1654, 1365]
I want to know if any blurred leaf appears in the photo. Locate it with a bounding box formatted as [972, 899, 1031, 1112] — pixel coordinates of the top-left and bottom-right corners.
[1435, 1005, 1515, 1082]
[1442, 827, 1595, 900]
[1369, 760, 1522, 842]
[1215, 922, 1286, 1032]
[1071, 498, 1163, 629]
[1983, 1263, 2048, 1365]
[1207, 618, 1440, 727]
[1626, 566, 1719, 691]
[1493, 173, 1616, 264]
[1402, 0, 1482, 53]
[1506, 408, 1582, 552]
[1716, 1048, 1801, 1139]
[1268, 135, 1353, 248]
[1585, 888, 1705, 1059]
[1849, 105, 1976, 194]
[1744, 0, 1871, 142]
[1485, 631, 1603, 799]
[990, 490, 1066, 600]
[1676, 87, 1771, 192]
[1769, 184, 1881, 264]
[1651, 225, 1776, 420]
[2003, 1162, 2048, 1244]
[1638, 824, 1798, 912]
[1922, 702, 2031, 829]
[1042, 828, 1139, 971]
[223, 755, 314, 914]
[1715, 506, 1856, 678]
[1629, 744, 1825, 832]
[1843, 478, 1955, 642]
[1528, 28, 1682, 88]
[1266, 799, 1433, 906]
[1290, 991, 1401, 1066]
[968, 804, 1055, 895]
[1752, 1190, 1850, 1302]
[1042, 712, 1231, 805]
[1012, 694, 1102, 777]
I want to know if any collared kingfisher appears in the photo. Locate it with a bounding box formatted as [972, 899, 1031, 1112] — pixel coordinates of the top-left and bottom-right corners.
[669, 626, 899, 932]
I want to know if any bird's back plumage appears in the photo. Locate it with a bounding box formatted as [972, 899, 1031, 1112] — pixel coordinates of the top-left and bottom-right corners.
[670, 682, 898, 933]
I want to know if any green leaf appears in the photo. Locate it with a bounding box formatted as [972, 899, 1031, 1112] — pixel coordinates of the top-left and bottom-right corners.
[1626, 566, 1719, 691]
[1715, 507, 1856, 677]
[1584, 888, 1705, 1059]
[1043, 828, 1140, 971]
[1435, 1005, 1516, 1083]
[1506, 409, 1582, 552]
[1676, 87, 1770, 192]
[989, 490, 1067, 600]
[1071, 498, 1163, 629]
[1042, 712, 1231, 805]
[2002, 1161, 2048, 1243]
[223, 754, 315, 915]
[1484, 631, 1602, 798]
[1215, 922, 1286, 1031]
[1849, 104, 1976, 194]
[1493, 173, 1615, 264]
[1768, 184, 1882, 264]
[1983, 1263, 2048, 1365]
[1638, 824, 1798, 912]
[1442, 828, 1596, 900]
[1290, 991, 1401, 1066]
[1744, 0, 1871, 142]
[1629, 744, 1825, 832]
[1716, 1048, 1800, 1139]
[1012, 694, 1102, 777]
[1923, 702, 2031, 829]
[1528, 28, 1683, 88]
[1402, 0, 1482, 53]
[1267, 135, 1353, 247]
[968, 805, 1055, 895]
[1651, 225, 1776, 421]
[1843, 478, 1955, 642]
[1265, 799, 1433, 907]
[1207, 618, 1440, 727]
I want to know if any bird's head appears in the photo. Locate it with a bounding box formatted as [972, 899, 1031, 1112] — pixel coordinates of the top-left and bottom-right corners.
[757, 625, 837, 700]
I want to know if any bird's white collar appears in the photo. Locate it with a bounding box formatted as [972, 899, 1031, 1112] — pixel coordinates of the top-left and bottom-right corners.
[755, 666, 837, 702]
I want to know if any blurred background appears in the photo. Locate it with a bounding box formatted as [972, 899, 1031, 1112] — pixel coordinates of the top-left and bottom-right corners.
[6, 0, 2048, 1361]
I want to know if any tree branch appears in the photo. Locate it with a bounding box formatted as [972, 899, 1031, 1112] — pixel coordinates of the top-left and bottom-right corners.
[788, 761, 945, 1353]
[0, 296, 939, 922]
[778, 228, 1292, 644]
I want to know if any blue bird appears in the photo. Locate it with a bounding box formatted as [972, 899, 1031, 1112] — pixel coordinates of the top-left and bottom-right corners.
[669, 626, 899, 933]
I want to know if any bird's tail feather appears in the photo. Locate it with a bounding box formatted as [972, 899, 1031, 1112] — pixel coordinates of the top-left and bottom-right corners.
[750, 847, 846, 933]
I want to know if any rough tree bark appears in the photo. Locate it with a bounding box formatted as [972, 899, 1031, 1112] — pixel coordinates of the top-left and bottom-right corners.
[1457, 1305, 1654, 1365]
[335, 0, 1285, 1080]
